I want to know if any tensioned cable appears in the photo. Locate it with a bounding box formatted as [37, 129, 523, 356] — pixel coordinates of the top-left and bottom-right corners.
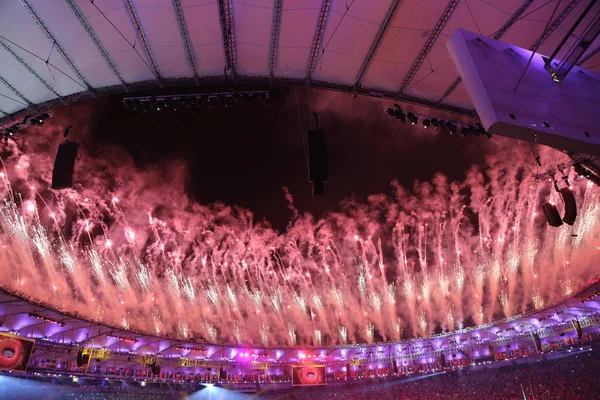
[294, 87, 309, 171]
[529, 142, 539, 173]
[0, 35, 87, 90]
[488, 0, 556, 38]
[315, 0, 357, 73]
[0, 92, 29, 107]
[514, 139, 534, 173]
[87, 0, 156, 76]
[465, 0, 483, 35]
[514, 0, 563, 91]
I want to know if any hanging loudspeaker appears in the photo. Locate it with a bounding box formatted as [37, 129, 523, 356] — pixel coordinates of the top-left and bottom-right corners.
[51, 141, 79, 189]
[559, 188, 577, 225]
[542, 203, 563, 227]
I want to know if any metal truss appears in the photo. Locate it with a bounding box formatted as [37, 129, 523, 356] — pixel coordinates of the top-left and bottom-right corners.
[172, 0, 199, 82]
[354, 0, 403, 88]
[217, 0, 237, 76]
[123, 90, 269, 102]
[64, 0, 127, 90]
[578, 44, 600, 66]
[437, 0, 535, 104]
[19, 0, 95, 94]
[0, 76, 478, 129]
[493, 0, 536, 40]
[269, 0, 284, 77]
[306, 0, 332, 80]
[122, 0, 162, 84]
[0, 76, 34, 107]
[0, 39, 64, 103]
[529, 0, 581, 51]
[397, 0, 459, 93]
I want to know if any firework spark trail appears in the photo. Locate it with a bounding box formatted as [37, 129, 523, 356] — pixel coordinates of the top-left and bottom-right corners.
[0, 127, 598, 346]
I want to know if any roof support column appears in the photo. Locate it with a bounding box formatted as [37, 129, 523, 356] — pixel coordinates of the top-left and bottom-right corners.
[64, 0, 127, 90]
[306, 0, 332, 81]
[354, 0, 403, 89]
[122, 0, 163, 85]
[437, 0, 535, 104]
[269, 0, 284, 79]
[217, 0, 237, 78]
[19, 0, 95, 95]
[172, 0, 199, 83]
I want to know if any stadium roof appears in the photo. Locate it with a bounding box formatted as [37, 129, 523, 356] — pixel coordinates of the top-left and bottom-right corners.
[1, 0, 599, 125]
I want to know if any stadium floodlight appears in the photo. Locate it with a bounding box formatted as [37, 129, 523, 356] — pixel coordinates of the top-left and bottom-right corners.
[123, 91, 269, 113]
[407, 112, 418, 125]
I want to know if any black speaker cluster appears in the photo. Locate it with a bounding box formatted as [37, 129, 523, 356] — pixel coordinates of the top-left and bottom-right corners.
[385, 104, 491, 138]
[123, 91, 269, 113]
[1, 112, 52, 142]
[574, 163, 600, 186]
[52, 141, 80, 190]
[541, 187, 578, 227]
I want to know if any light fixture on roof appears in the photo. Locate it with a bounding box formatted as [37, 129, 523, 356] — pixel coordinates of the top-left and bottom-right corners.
[28, 312, 66, 327]
[385, 104, 407, 123]
[407, 112, 418, 125]
[423, 119, 431, 128]
[446, 121, 457, 134]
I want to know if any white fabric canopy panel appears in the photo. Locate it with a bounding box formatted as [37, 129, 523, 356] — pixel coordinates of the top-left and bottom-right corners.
[0, 0, 599, 123]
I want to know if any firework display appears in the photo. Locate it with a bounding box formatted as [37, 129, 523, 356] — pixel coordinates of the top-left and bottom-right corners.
[0, 123, 598, 349]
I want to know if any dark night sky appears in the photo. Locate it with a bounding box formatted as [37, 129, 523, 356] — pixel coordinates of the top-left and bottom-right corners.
[89, 87, 494, 231]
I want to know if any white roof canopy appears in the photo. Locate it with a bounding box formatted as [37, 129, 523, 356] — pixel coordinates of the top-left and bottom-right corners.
[1, 0, 599, 124]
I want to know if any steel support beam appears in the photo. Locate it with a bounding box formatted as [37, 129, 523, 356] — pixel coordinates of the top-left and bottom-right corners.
[122, 0, 163, 84]
[64, 0, 127, 90]
[579, 44, 600, 66]
[0, 39, 64, 103]
[0, 76, 477, 128]
[438, 0, 535, 103]
[397, 0, 459, 93]
[354, 0, 403, 88]
[269, 0, 284, 77]
[0, 76, 34, 107]
[217, 0, 237, 76]
[530, 0, 581, 51]
[19, 0, 95, 94]
[306, 0, 332, 80]
[172, 0, 199, 82]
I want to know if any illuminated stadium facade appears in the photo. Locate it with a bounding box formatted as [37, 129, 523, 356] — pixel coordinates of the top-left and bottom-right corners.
[0, 279, 599, 384]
